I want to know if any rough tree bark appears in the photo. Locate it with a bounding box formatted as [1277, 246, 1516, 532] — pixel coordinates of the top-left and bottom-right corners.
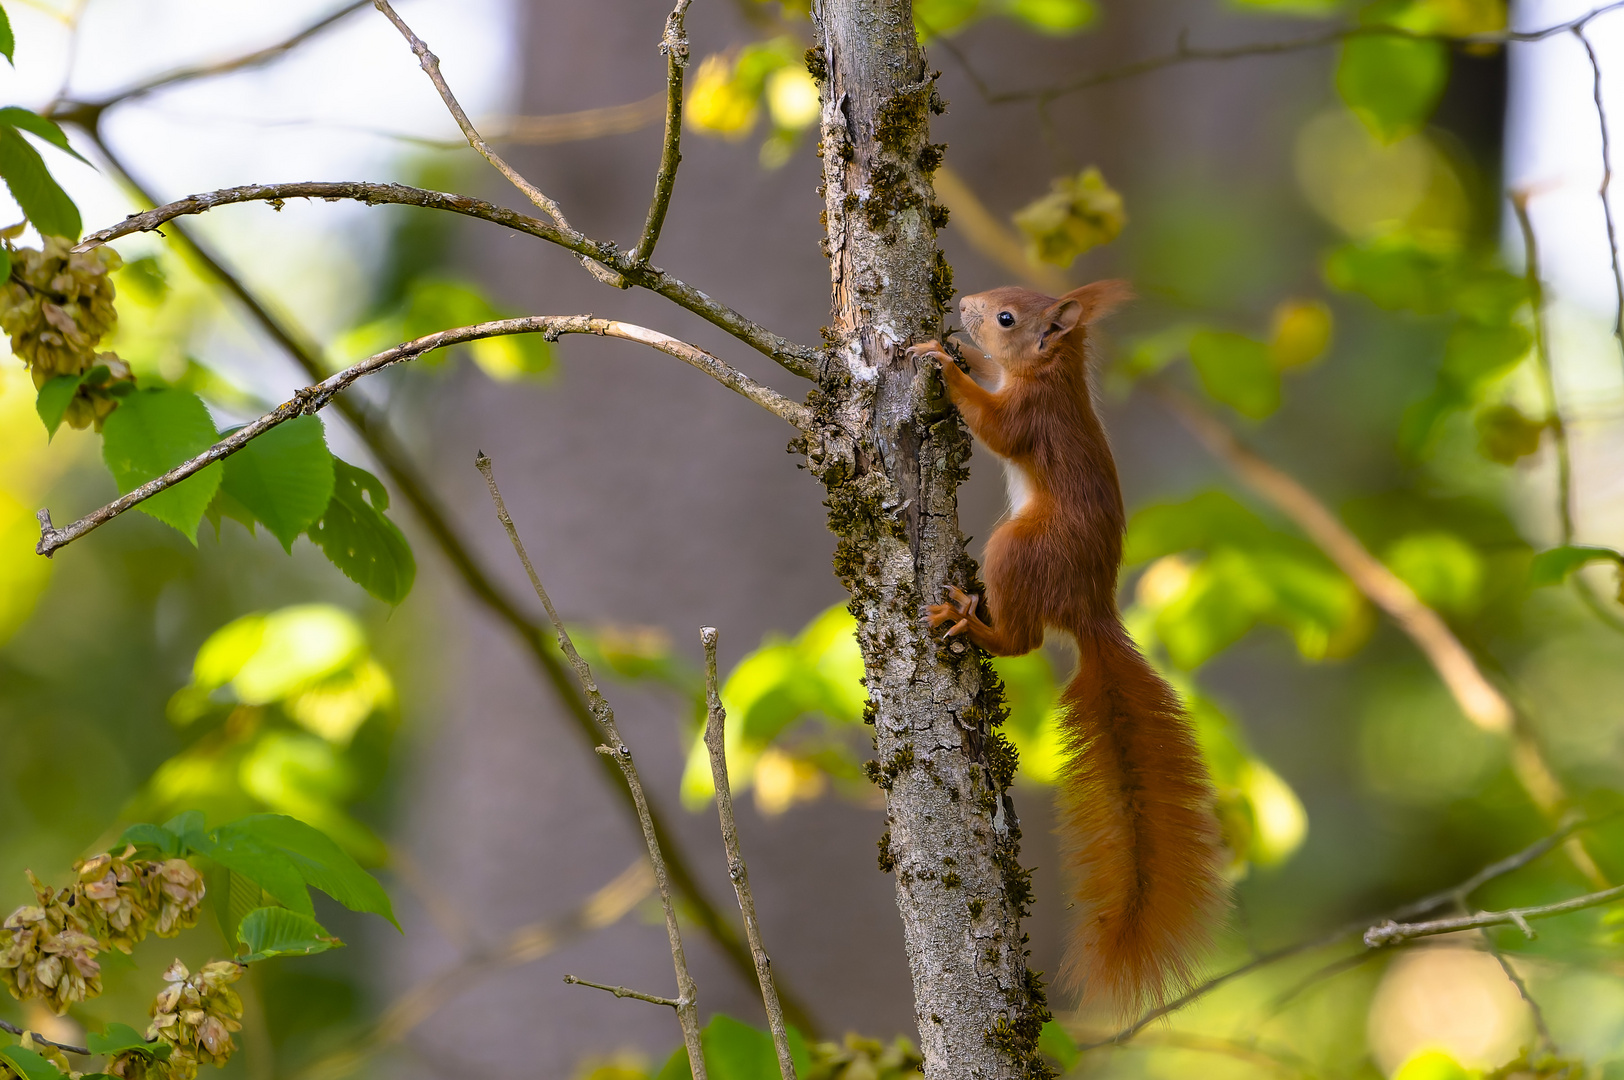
[807, 4, 1052, 1078]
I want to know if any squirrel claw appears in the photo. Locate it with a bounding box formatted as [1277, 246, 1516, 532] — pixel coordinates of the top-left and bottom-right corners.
[927, 587, 979, 633]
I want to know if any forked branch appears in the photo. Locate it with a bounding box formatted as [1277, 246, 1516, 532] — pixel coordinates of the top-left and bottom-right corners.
[35, 315, 810, 557]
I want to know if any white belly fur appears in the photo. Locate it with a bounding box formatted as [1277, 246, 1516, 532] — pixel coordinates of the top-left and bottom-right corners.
[1003, 459, 1034, 516]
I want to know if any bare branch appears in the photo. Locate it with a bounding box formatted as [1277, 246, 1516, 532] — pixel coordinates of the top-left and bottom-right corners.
[475, 454, 707, 1080]
[34, 315, 809, 557]
[563, 975, 683, 1009]
[1481, 931, 1557, 1055]
[1574, 25, 1624, 367]
[632, 0, 693, 265]
[702, 627, 797, 1080]
[1364, 883, 1624, 947]
[369, 0, 569, 232]
[73, 181, 823, 378]
[1090, 819, 1593, 1047]
[0, 1021, 90, 1057]
[974, 2, 1624, 105]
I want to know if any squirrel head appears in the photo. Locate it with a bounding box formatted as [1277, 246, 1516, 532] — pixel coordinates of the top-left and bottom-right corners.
[957, 280, 1133, 376]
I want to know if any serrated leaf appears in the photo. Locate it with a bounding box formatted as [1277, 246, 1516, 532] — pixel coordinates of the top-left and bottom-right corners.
[1529, 545, 1623, 588]
[86, 1023, 167, 1061]
[307, 460, 415, 604]
[100, 388, 222, 543]
[115, 823, 183, 858]
[0, 126, 79, 240]
[0, 1046, 62, 1080]
[1336, 35, 1449, 143]
[221, 815, 397, 928]
[221, 416, 334, 552]
[219, 869, 273, 945]
[1188, 330, 1280, 418]
[0, 109, 88, 165]
[236, 907, 339, 962]
[35, 371, 90, 438]
[0, 5, 14, 65]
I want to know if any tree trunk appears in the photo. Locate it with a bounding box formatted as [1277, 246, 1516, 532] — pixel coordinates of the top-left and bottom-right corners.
[808, 4, 1051, 1078]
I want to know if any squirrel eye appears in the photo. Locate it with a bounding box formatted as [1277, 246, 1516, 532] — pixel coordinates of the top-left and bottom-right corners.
[996, 311, 1015, 327]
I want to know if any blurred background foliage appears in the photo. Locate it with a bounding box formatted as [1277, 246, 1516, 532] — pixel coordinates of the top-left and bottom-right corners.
[1, 0, 1624, 1078]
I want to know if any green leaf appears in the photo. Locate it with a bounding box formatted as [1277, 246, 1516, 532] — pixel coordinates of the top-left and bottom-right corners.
[0, 126, 79, 239]
[164, 809, 209, 845]
[116, 823, 183, 858]
[1336, 35, 1449, 142]
[1529, 545, 1623, 589]
[1188, 330, 1280, 418]
[220, 416, 335, 553]
[655, 1016, 811, 1080]
[236, 907, 339, 962]
[86, 1023, 168, 1061]
[0, 1046, 63, 1080]
[307, 460, 415, 604]
[100, 388, 223, 543]
[219, 815, 397, 928]
[220, 869, 275, 945]
[1384, 531, 1483, 613]
[35, 370, 90, 438]
[0, 4, 14, 65]
[0, 109, 89, 165]
[1038, 1020, 1080, 1071]
[193, 829, 315, 918]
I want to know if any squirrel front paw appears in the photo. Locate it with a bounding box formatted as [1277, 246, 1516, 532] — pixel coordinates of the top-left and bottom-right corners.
[927, 586, 980, 637]
[907, 340, 951, 366]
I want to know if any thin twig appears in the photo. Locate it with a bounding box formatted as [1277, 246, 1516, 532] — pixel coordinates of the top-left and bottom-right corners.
[1364, 883, 1624, 946]
[475, 455, 707, 1080]
[73, 180, 823, 378]
[563, 975, 682, 1009]
[71, 96, 821, 1042]
[981, 2, 1624, 104]
[1575, 25, 1624, 366]
[35, 316, 809, 557]
[368, 0, 632, 287]
[632, 0, 692, 265]
[0, 1021, 90, 1057]
[1090, 819, 1590, 1047]
[1511, 189, 1624, 634]
[702, 627, 797, 1080]
[370, 0, 569, 232]
[1480, 930, 1556, 1054]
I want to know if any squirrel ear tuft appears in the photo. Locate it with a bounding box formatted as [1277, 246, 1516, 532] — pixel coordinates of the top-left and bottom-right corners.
[1039, 297, 1084, 352]
[1063, 279, 1134, 325]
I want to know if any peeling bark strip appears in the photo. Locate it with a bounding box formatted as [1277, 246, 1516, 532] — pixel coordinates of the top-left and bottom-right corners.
[807, 4, 1052, 1078]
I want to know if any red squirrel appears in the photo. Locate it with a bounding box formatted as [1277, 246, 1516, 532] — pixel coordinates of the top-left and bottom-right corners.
[907, 282, 1226, 1015]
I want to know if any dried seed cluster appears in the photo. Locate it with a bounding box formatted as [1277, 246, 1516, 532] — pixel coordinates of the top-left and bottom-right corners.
[0, 849, 205, 1015]
[0, 237, 131, 429]
[145, 959, 246, 1080]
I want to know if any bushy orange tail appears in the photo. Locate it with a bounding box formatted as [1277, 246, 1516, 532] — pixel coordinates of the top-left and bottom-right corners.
[1055, 626, 1227, 1017]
